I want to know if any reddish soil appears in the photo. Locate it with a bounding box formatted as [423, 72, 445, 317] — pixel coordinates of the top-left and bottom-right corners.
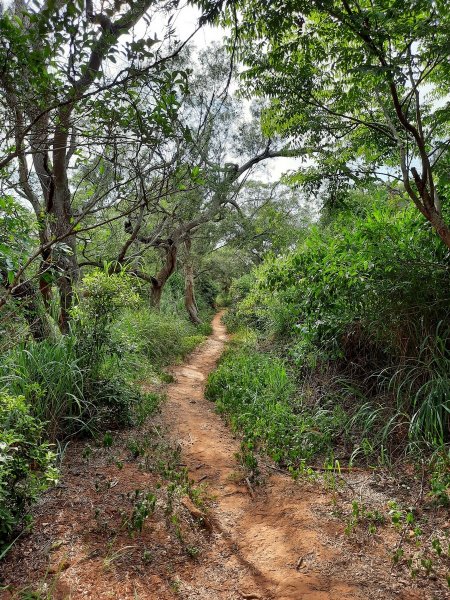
[0, 312, 446, 599]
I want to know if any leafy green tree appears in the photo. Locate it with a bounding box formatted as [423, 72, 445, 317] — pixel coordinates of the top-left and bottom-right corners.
[209, 0, 450, 248]
[0, 0, 194, 329]
[80, 43, 301, 315]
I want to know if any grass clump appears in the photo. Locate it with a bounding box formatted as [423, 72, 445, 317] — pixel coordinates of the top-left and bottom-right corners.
[206, 346, 339, 468]
[113, 307, 207, 372]
[1, 336, 86, 440]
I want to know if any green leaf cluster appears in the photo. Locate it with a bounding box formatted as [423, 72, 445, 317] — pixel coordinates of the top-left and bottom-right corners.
[0, 392, 57, 546]
[236, 189, 449, 365]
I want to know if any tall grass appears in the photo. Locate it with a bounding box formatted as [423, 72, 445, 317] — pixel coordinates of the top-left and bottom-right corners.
[308, 322, 450, 464]
[0, 335, 89, 439]
[207, 320, 449, 474]
[382, 322, 450, 450]
[112, 307, 207, 373]
[206, 346, 340, 467]
[0, 299, 213, 441]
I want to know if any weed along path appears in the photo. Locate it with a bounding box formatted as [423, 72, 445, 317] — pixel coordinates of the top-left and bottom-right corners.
[0, 312, 434, 600]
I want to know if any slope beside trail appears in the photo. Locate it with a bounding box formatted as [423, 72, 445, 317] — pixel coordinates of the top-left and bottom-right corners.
[160, 312, 420, 600]
[0, 312, 430, 600]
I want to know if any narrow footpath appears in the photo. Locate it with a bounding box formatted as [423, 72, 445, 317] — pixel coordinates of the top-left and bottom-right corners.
[160, 312, 418, 600]
[0, 312, 427, 600]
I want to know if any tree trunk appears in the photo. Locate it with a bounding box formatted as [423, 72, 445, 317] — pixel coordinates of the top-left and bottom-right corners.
[150, 280, 163, 309]
[185, 268, 201, 324]
[51, 179, 80, 332]
[57, 273, 75, 334]
[426, 206, 450, 249]
[149, 242, 177, 310]
[183, 237, 201, 324]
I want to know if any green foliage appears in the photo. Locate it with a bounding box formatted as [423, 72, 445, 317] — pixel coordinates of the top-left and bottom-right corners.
[133, 391, 162, 427]
[1, 268, 211, 440]
[224, 0, 450, 241]
[429, 449, 450, 506]
[124, 489, 157, 534]
[219, 189, 450, 478]
[236, 191, 448, 357]
[1, 335, 86, 439]
[0, 271, 162, 439]
[226, 189, 450, 462]
[223, 273, 256, 331]
[344, 500, 385, 536]
[0, 196, 33, 284]
[72, 269, 139, 378]
[113, 306, 207, 371]
[384, 323, 450, 449]
[196, 275, 220, 310]
[87, 374, 146, 431]
[0, 332, 147, 438]
[159, 272, 188, 316]
[206, 347, 338, 467]
[0, 393, 57, 546]
[158, 270, 215, 327]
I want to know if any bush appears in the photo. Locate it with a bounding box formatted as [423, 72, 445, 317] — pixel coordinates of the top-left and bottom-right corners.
[0, 392, 57, 547]
[0, 270, 153, 439]
[206, 347, 339, 467]
[159, 271, 186, 316]
[196, 275, 220, 309]
[223, 274, 256, 332]
[72, 268, 139, 379]
[0, 333, 152, 438]
[228, 189, 450, 455]
[113, 307, 206, 370]
[70, 269, 152, 432]
[0, 335, 87, 439]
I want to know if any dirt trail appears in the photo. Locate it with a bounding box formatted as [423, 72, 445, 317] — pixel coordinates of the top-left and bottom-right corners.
[1, 312, 432, 600]
[162, 312, 364, 600]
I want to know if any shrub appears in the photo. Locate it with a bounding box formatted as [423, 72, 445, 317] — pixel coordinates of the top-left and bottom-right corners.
[69, 269, 149, 432]
[228, 189, 450, 455]
[0, 392, 57, 548]
[197, 277, 220, 308]
[429, 449, 450, 506]
[72, 268, 139, 379]
[113, 307, 206, 370]
[223, 274, 256, 332]
[0, 335, 86, 439]
[0, 271, 151, 439]
[159, 271, 186, 316]
[206, 347, 338, 467]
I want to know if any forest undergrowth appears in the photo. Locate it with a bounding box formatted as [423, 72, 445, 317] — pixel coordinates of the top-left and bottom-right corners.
[0, 269, 214, 560]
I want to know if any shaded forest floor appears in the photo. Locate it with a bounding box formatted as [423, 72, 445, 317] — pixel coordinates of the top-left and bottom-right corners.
[1, 313, 448, 599]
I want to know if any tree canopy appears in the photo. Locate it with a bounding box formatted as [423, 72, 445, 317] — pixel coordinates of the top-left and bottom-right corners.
[206, 0, 450, 247]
